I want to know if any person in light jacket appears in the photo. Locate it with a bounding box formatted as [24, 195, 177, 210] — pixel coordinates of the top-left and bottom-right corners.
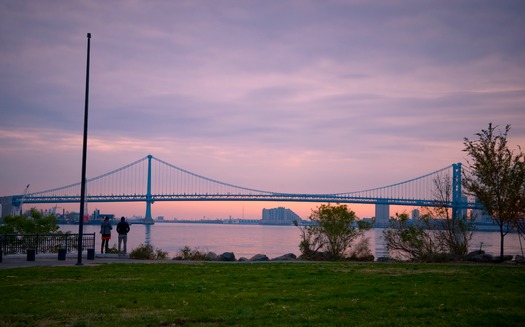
[116, 216, 131, 255]
[100, 216, 112, 254]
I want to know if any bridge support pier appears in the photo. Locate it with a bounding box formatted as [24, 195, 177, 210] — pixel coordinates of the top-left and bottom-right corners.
[144, 155, 154, 224]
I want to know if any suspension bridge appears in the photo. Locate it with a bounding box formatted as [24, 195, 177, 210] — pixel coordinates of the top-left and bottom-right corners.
[3, 155, 479, 222]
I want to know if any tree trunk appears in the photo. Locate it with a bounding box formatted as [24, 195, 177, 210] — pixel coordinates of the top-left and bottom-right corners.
[500, 224, 505, 259]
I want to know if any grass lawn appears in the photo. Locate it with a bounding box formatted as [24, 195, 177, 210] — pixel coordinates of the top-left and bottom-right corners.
[1, 262, 524, 326]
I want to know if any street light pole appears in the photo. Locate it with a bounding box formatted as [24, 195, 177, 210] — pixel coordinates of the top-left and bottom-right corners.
[77, 33, 91, 266]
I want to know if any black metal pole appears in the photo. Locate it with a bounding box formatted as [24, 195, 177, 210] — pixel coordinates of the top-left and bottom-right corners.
[76, 33, 91, 266]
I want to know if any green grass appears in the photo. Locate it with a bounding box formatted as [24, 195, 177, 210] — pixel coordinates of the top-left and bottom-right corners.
[1, 262, 524, 326]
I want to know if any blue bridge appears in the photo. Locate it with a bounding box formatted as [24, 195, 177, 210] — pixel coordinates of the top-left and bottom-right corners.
[4, 155, 479, 220]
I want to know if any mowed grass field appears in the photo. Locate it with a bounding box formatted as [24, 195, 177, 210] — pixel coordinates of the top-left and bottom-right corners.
[1, 262, 524, 326]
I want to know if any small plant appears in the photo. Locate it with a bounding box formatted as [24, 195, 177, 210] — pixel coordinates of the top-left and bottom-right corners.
[105, 244, 120, 254]
[176, 245, 209, 260]
[129, 243, 169, 260]
[349, 237, 374, 261]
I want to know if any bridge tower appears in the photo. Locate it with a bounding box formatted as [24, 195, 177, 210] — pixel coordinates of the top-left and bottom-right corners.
[144, 154, 154, 224]
[451, 163, 463, 219]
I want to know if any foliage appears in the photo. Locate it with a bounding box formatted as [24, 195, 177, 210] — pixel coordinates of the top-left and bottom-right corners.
[383, 213, 442, 261]
[129, 243, 169, 260]
[348, 236, 374, 261]
[176, 245, 209, 260]
[431, 215, 474, 258]
[295, 203, 372, 260]
[462, 123, 525, 258]
[0, 208, 59, 234]
[1, 262, 525, 326]
[104, 244, 120, 254]
[424, 173, 475, 257]
[384, 174, 475, 262]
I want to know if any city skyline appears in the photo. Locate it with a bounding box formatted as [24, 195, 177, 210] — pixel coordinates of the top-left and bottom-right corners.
[1, 1, 524, 220]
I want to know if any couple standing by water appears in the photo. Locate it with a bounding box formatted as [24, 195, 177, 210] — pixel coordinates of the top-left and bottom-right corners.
[100, 216, 130, 255]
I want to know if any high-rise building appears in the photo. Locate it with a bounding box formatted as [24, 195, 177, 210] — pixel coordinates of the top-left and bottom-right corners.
[261, 207, 301, 225]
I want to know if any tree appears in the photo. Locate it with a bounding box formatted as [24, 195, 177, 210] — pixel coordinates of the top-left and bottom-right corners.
[383, 174, 474, 262]
[463, 123, 525, 258]
[295, 203, 371, 260]
[0, 208, 59, 234]
[424, 173, 474, 257]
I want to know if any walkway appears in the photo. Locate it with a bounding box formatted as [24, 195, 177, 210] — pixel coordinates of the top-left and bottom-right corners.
[0, 253, 157, 269]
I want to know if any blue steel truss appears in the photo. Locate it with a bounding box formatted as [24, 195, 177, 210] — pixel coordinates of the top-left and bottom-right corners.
[12, 155, 479, 218]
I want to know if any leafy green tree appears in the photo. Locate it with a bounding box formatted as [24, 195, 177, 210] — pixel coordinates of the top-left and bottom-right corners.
[463, 123, 525, 258]
[295, 203, 371, 260]
[0, 208, 59, 234]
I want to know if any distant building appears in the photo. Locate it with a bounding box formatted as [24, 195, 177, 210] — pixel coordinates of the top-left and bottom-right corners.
[261, 207, 301, 225]
[0, 196, 13, 218]
[375, 204, 390, 227]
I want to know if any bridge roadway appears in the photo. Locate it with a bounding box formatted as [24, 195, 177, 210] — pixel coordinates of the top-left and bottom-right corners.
[20, 193, 480, 209]
[2, 157, 481, 218]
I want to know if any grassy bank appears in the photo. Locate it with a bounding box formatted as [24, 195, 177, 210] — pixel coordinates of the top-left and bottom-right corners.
[1, 262, 524, 326]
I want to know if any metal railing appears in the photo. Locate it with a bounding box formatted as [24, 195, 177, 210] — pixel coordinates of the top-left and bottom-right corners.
[0, 233, 95, 255]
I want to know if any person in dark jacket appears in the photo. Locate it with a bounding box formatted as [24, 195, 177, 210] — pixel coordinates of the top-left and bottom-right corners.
[100, 216, 112, 254]
[116, 216, 131, 255]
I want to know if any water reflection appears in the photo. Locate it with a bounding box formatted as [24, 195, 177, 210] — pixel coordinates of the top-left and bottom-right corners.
[145, 224, 151, 245]
[373, 229, 388, 258]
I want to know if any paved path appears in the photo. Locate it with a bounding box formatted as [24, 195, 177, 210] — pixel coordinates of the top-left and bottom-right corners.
[0, 253, 160, 269]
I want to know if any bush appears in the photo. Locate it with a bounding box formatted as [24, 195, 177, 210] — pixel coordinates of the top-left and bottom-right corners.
[105, 244, 120, 254]
[129, 244, 169, 260]
[175, 245, 209, 260]
[383, 210, 474, 262]
[295, 203, 372, 260]
[383, 213, 439, 261]
[349, 237, 374, 261]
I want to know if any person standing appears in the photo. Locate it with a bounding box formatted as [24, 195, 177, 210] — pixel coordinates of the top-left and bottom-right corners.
[116, 216, 130, 255]
[100, 216, 112, 254]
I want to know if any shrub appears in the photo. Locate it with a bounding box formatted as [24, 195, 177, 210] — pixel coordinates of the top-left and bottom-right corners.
[129, 243, 169, 260]
[295, 203, 372, 260]
[349, 237, 374, 261]
[105, 244, 120, 254]
[175, 245, 209, 260]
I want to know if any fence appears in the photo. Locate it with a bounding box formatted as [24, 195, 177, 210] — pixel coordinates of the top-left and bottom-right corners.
[0, 233, 95, 255]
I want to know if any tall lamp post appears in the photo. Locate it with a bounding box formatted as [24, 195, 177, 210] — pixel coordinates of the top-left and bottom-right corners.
[77, 33, 91, 266]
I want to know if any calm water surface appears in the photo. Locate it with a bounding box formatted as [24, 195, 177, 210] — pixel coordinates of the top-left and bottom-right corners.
[60, 223, 525, 259]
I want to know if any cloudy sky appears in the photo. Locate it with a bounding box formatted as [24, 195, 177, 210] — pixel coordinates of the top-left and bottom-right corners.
[1, 0, 524, 220]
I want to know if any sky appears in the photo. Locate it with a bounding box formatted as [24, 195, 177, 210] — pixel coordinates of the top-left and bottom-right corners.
[1, 0, 524, 220]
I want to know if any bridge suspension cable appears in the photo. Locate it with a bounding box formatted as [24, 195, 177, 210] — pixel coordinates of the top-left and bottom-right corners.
[18, 155, 473, 210]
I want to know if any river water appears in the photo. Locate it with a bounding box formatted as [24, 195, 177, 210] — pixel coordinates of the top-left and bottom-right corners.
[60, 223, 525, 260]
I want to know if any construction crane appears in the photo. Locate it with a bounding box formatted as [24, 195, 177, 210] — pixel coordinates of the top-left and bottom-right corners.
[11, 184, 30, 216]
